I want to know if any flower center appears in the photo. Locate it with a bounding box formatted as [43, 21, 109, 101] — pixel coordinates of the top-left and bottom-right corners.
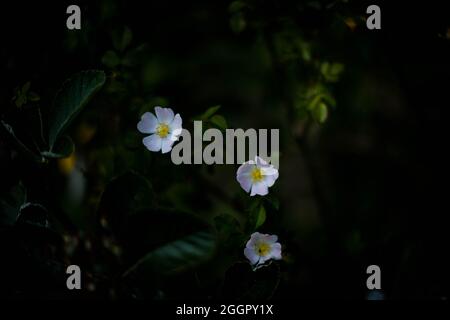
[255, 242, 271, 257]
[156, 123, 170, 138]
[250, 167, 263, 183]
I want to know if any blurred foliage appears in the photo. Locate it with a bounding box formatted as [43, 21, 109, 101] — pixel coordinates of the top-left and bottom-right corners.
[0, 0, 449, 300]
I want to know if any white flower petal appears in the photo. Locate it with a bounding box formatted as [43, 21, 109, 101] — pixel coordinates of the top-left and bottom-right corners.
[171, 113, 182, 130]
[244, 247, 260, 265]
[137, 112, 158, 134]
[244, 233, 281, 267]
[155, 106, 174, 124]
[260, 166, 278, 176]
[246, 232, 261, 248]
[161, 137, 174, 154]
[270, 243, 282, 260]
[143, 134, 162, 152]
[263, 170, 279, 187]
[169, 131, 181, 142]
[250, 182, 269, 196]
[258, 255, 271, 265]
[255, 156, 269, 167]
[237, 162, 254, 177]
[265, 234, 278, 243]
[169, 119, 183, 141]
[237, 173, 252, 193]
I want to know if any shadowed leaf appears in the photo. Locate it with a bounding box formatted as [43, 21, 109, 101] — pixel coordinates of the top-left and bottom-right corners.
[124, 231, 216, 277]
[41, 135, 74, 159]
[49, 70, 106, 149]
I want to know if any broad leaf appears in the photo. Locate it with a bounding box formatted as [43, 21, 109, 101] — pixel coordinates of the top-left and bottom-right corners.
[0, 182, 26, 226]
[41, 135, 74, 159]
[1, 120, 44, 163]
[248, 204, 266, 231]
[49, 70, 106, 149]
[124, 231, 216, 277]
[99, 174, 209, 261]
[14, 202, 60, 246]
[16, 203, 49, 228]
[255, 205, 266, 229]
[313, 102, 328, 123]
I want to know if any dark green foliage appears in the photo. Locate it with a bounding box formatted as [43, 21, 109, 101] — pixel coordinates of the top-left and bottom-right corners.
[49, 70, 106, 149]
[0, 0, 448, 301]
[221, 262, 280, 299]
[124, 231, 216, 277]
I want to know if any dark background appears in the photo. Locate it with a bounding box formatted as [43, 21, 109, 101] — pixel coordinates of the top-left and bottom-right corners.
[1, 0, 449, 299]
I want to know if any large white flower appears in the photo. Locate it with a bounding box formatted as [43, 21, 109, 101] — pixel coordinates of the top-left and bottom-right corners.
[244, 232, 282, 268]
[137, 106, 183, 154]
[236, 156, 279, 196]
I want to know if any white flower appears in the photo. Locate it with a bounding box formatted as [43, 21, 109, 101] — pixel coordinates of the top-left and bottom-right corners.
[236, 156, 279, 196]
[137, 106, 183, 154]
[244, 232, 282, 268]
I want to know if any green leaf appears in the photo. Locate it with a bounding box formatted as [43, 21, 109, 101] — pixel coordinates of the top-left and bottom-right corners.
[101, 50, 121, 68]
[307, 93, 323, 111]
[112, 205, 211, 264]
[200, 105, 221, 120]
[330, 63, 344, 75]
[15, 202, 60, 243]
[16, 203, 48, 228]
[320, 62, 330, 76]
[248, 204, 266, 230]
[255, 205, 266, 229]
[210, 114, 228, 130]
[22, 81, 31, 94]
[1, 120, 45, 163]
[322, 92, 337, 108]
[0, 182, 26, 226]
[312, 102, 328, 123]
[41, 135, 74, 159]
[298, 40, 312, 62]
[123, 231, 216, 277]
[49, 70, 106, 149]
[321, 62, 344, 82]
[15, 93, 26, 108]
[28, 91, 40, 102]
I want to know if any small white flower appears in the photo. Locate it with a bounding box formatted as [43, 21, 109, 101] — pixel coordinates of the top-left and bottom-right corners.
[137, 106, 183, 154]
[236, 156, 279, 196]
[244, 232, 282, 268]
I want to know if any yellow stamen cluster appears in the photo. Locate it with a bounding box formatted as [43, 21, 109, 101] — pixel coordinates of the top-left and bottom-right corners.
[250, 167, 263, 183]
[255, 242, 271, 256]
[156, 123, 170, 138]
